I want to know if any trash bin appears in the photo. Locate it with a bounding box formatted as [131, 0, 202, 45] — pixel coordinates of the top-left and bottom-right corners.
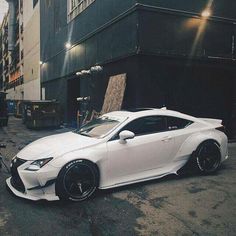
[0, 92, 8, 127]
[23, 100, 61, 129]
[7, 100, 16, 115]
[14, 100, 24, 118]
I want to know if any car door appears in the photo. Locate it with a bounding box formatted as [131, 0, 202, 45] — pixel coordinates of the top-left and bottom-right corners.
[106, 116, 176, 186]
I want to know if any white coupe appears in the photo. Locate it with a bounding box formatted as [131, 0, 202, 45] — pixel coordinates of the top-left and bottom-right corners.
[6, 108, 228, 201]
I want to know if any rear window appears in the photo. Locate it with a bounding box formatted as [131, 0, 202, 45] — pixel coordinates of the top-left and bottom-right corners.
[167, 117, 193, 130]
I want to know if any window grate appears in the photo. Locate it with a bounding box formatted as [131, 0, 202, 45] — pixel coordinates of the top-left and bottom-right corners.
[67, 0, 96, 22]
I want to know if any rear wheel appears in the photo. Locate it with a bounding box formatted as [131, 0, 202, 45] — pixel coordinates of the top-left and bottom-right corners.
[56, 160, 99, 201]
[195, 141, 221, 174]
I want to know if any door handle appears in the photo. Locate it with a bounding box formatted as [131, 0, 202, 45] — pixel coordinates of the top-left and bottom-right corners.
[161, 136, 172, 142]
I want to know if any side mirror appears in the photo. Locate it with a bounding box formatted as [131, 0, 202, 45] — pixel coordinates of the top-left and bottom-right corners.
[119, 130, 135, 144]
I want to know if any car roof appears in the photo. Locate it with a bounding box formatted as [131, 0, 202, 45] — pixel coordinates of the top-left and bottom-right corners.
[105, 108, 198, 121]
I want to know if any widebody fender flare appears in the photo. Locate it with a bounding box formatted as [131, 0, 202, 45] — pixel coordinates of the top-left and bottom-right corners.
[175, 131, 221, 161]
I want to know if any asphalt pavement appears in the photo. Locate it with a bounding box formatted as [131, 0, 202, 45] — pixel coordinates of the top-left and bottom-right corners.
[0, 117, 236, 236]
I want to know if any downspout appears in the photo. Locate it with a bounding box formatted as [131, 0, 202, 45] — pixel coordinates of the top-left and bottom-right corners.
[5, 0, 17, 51]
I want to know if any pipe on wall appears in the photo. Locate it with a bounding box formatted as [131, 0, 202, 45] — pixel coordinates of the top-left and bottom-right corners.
[5, 0, 17, 51]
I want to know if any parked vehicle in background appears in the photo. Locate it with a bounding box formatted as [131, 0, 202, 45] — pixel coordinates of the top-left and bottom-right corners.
[6, 108, 228, 202]
[22, 100, 61, 129]
[0, 92, 8, 127]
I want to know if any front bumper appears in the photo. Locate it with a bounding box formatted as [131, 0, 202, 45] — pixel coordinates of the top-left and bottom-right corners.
[6, 178, 59, 201]
[6, 157, 61, 201]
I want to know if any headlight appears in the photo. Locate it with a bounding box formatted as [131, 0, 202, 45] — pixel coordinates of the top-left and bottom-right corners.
[25, 157, 53, 171]
[10, 156, 17, 168]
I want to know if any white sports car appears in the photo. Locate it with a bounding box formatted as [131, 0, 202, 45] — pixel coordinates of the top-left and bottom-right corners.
[6, 108, 228, 201]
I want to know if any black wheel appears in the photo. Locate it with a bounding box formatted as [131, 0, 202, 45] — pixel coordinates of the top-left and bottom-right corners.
[195, 141, 221, 174]
[56, 160, 99, 202]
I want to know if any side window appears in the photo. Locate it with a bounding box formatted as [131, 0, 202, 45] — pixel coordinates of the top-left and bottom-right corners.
[120, 116, 167, 136]
[167, 117, 193, 130]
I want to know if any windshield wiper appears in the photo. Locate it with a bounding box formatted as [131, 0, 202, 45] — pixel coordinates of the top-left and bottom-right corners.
[78, 132, 92, 137]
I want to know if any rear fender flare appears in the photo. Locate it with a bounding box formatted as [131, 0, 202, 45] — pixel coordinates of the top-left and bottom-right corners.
[175, 132, 221, 161]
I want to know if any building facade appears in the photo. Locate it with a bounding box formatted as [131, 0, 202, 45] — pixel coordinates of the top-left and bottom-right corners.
[22, 0, 41, 100]
[5, 0, 24, 100]
[0, 0, 41, 102]
[40, 0, 236, 137]
[0, 1, 24, 100]
[0, 13, 10, 94]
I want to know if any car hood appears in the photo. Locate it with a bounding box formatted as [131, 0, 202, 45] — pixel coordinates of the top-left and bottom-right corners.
[17, 132, 102, 161]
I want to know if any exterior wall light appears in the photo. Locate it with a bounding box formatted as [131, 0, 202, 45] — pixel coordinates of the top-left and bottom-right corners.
[201, 9, 211, 18]
[76, 72, 82, 76]
[81, 70, 91, 75]
[39, 61, 43, 65]
[65, 42, 72, 49]
[76, 65, 103, 77]
[90, 65, 103, 72]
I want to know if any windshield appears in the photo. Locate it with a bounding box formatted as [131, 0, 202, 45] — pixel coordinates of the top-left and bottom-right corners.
[74, 116, 125, 138]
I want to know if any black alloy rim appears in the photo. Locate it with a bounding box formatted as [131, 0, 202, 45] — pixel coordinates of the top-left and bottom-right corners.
[63, 164, 95, 199]
[197, 144, 220, 172]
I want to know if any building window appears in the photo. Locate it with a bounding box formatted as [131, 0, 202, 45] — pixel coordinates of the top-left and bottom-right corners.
[67, 0, 96, 22]
[33, 0, 39, 8]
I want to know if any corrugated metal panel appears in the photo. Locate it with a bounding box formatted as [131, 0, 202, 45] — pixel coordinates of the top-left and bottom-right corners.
[137, 0, 236, 19]
[139, 10, 235, 59]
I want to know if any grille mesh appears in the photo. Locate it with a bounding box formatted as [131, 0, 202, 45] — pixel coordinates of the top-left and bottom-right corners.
[10, 157, 27, 193]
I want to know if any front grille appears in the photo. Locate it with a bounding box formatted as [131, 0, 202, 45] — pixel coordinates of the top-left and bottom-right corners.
[10, 157, 27, 193]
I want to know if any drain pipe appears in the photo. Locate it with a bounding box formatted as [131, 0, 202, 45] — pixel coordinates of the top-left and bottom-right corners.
[5, 0, 17, 51]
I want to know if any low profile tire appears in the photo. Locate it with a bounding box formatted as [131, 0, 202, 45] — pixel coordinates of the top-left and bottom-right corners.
[56, 160, 99, 202]
[195, 140, 221, 174]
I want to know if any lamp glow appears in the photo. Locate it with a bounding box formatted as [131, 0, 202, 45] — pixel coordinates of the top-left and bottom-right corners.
[65, 42, 72, 49]
[201, 9, 211, 18]
[76, 72, 82, 76]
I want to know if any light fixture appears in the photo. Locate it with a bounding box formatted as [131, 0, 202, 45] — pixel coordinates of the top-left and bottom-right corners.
[65, 42, 72, 49]
[39, 61, 43, 65]
[201, 9, 211, 18]
[81, 70, 91, 75]
[90, 65, 103, 72]
[76, 72, 82, 76]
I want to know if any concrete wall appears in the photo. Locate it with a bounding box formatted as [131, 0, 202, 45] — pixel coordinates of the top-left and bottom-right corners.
[23, 78, 40, 100]
[6, 85, 24, 100]
[23, 1, 40, 100]
[23, 0, 39, 26]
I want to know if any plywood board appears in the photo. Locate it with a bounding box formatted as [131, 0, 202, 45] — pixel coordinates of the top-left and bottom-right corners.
[101, 73, 126, 114]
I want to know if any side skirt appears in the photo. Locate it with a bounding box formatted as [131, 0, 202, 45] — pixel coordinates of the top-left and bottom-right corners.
[99, 172, 177, 190]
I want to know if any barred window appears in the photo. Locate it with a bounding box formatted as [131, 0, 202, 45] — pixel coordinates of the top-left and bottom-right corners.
[33, 0, 39, 8]
[67, 0, 95, 22]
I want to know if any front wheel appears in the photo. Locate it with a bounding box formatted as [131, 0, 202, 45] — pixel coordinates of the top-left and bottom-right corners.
[56, 160, 99, 201]
[195, 141, 221, 174]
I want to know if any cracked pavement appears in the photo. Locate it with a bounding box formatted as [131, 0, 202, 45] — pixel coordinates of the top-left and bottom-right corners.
[0, 117, 236, 236]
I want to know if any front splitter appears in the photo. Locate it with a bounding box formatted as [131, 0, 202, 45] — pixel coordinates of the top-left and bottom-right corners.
[6, 177, 59, 201]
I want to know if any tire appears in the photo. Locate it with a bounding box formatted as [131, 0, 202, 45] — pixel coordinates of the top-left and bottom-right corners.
[194, 140, 221, 174]
[56, 159, 99, 202]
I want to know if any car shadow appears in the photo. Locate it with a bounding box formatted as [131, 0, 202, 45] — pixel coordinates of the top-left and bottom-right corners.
[96, 163, 227, 198]
[5, 164, 227, 207]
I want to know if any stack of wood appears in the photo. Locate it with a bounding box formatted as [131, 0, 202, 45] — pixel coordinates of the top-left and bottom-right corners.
[81, 73, 127, 125]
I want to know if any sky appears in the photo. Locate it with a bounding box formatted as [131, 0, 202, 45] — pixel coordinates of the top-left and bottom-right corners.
[0, 0, 8, 24]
